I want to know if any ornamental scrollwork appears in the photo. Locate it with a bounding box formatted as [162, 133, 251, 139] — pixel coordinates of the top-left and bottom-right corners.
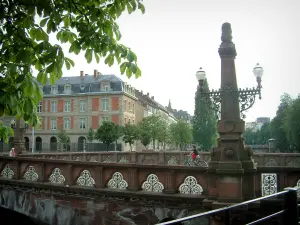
[107, 172, 128, 190]
[1, 164, 14, 179]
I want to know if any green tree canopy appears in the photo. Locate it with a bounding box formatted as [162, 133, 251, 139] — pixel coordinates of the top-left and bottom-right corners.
[87, 127, 94, 143]
[95, 121, 121, 150]
[192, 79, 218, 151]
[243, 123, 271, 145]
[269, 93, 293, 152]
[138, 115, 166, 150]
[284, 95, 300, 151]
[170, 120, 192, 150]
[0, 0, 145, 142]
[122, 124, 139, 151]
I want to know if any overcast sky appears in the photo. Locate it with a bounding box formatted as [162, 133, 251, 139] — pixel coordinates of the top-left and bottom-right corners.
[57, 0, 300, 122]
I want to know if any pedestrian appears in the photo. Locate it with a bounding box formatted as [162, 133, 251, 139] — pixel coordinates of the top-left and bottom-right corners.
[9, 147, 16, 157]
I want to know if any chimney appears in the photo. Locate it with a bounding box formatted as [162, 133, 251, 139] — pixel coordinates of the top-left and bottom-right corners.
[151, 96, 154, 100]
[141, 90, 143, 95]
[94, 69, 98, 79]
[80, 71, 84, 78]
[147, 92, 149, 96]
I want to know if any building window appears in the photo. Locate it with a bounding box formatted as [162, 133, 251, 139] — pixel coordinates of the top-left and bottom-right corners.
[124, 100, 127, 111]
[51, 101, 57, 112]
[124, 118, 127, 124]
[102, 98, 108, 111]
[104, 85, 109, 91]
[64, 101, 71, 112]
[79, 100, 86, 112]
[51, 86, 58, 94]
[132, 120, 135, 124]
[37, 101, 42, 113]
[128, 102, 131, 112]
[64, 84, 71, 94]
[51, 118, 57, 130]
[64, 118, 70, 130]
[132, 104, 135, 113]
[79, 118, 86, 129]
[128, 119, 131, 124]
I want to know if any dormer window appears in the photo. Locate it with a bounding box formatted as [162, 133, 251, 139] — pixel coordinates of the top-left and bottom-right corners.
[104, 85, 110, 92]
[51, 85, 58, 94]
[64, 84, 71, 94]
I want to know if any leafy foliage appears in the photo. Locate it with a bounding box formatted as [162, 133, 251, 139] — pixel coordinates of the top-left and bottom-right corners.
[284, 95, 300, 151]
[57, 126, 70, 151]
[122, 124, 139, 151]
[95, 121, 121, 150]
[192, 79, 218, 150]
[0, 122, 14, 143]
[0, 0, 145, 141]
[170, 120, 192, 150]
[87, 127, 94, 143]
[243, 123, 271, 145]
[138, 115, 167, 150]
[269, 93, 293, 152]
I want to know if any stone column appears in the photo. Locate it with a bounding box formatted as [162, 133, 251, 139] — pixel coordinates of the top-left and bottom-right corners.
[204, 23, 257, 207]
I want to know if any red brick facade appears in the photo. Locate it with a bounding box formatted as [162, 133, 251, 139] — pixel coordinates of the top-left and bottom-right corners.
[91, 116, 99, 129]
[92, 98, 99, 111]
[112, 115, 119, 125]
[111, 97, 119, 111]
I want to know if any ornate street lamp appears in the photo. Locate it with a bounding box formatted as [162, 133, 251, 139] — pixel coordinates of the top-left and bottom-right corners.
[197, 22, 262, 205]
[195, 63, 263, 119]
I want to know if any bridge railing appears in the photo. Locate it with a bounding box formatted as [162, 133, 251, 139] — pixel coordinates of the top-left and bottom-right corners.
[18, 151, 300, 167]
[157, 188, 299, 225]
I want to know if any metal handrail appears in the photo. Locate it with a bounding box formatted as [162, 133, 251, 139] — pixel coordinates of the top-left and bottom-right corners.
[157, 189, 298, 225]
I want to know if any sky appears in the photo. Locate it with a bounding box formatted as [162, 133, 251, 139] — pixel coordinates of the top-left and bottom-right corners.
[54, 0, 300, 122]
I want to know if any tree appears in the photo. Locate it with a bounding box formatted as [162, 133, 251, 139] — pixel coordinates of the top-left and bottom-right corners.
[138, 115, 166, 150]
[87, 127, 94, 143]
[284, 95, 300, 151]
[170, 120, 193, 150]
[0, 0, 145, 141]
[122, 124, 139, 151]
[269, 93, 293, 152]
[156, 119, 171, 150]
[95, 121, 120, 150]
[57, 126, 70, 151]
[192, 79, 218, 151]
[243, 124, 271, 145]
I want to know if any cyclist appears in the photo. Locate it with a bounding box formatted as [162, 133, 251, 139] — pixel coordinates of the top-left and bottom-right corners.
[191, 144, 199, 160]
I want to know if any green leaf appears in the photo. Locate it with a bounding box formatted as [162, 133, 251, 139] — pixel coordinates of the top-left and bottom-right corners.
[127, 50, 135, 62]
[63, 16, 70, 27]
[40, 17, 49, 27]
[65, 60, 71, 70]
[108, 54, 114, 67]
[37, 71, 47, 85]
[85, 49, 93, 63]
[135, 66, 142, 78]
[65, 57, 74, 67]
[138, 3, 145, 14]
[120, 62, 126, 75]
[127, 3, 133, 14]
[95, 52, 100, 63]
[130, 63, 137, 74]
[126, 67, 132, 78]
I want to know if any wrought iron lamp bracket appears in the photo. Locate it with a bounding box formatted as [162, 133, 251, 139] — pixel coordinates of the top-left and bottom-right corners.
[200, 85, 261, 119]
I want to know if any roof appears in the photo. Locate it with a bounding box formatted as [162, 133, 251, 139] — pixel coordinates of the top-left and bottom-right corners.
[42, 74, 124, 95]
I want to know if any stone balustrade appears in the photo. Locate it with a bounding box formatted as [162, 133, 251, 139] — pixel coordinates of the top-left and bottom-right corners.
[0, 156, 208, 198]
[19, 151, 300, 167]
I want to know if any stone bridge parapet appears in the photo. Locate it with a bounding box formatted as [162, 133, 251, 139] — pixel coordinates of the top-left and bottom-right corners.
[19, 151, 300, 167]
